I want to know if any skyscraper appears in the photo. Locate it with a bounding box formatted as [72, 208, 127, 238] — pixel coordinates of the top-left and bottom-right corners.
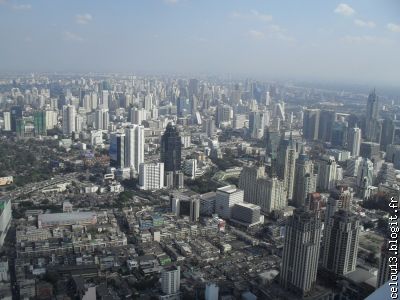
[322, 210, 360, 276]
[277, 134, 298, 200]
[280, 208, 322, 296]
[95, 108, 109, 130]
[62, 105, 76, 135]
[348, 126, 361, 157]
[256, 176, 286, 213]
[110, 132, 125, 169]
[377, 239, 398, 288]
[124, 125, 144, 173]
[356, 158, 373, 199]
[365, 90, 381, 143]
[239, 165, 265, 203]
[33, 111, 46, 136]
[293, 151, 317, 208]
[138, 162, 164, 190]
[248, 111, 266, 139]
[215, 185, 244, 219]
[10, 105, 23, 132]
[3, 112, 11, 131]
[160, 123, 182, 172]
[303, 108, 320, 141]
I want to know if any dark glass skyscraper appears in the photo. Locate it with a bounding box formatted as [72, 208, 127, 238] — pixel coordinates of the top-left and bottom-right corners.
[161, 123, 182, 172]
[10, 105, 23, 132]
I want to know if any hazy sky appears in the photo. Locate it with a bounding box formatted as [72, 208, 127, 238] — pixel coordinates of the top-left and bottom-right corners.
[0, 0, 399, 85]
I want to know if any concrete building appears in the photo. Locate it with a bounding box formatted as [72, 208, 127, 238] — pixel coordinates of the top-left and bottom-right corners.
[124, 125, 144, 173]
[161, 266, 180, 298]
[62, 105, 76, 135]
[231, 203, 262, 227]
[280, 208, 322, 296]
[0, 198, 12, 247]
[215, 185, 244, 219]
[322, 210, 360, 276]
[138, 162, 164, 190]
[293, 152, 317, 208]
[348, 126, 361, 157]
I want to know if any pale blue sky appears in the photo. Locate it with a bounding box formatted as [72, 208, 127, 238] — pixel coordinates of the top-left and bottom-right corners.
[0, 0, 399, 85]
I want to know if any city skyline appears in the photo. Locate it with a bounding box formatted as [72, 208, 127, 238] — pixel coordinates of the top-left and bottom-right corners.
[0, 1, 399, 86]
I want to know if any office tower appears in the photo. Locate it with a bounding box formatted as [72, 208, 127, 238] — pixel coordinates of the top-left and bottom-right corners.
[348, 126, 361, 157]
[183, 159, 197, 179]
[90, 92, 98, 110]
[161, 266, 180, 298]
[138, 162, 164, 190]
[380, 118, 394, 151]
[231, 87, 241, 107]
[322, 210, 360, 276]
[33, 111, 46, 136]
[62, 105, 76, 135]
[144, 94, 153, 111]
[216, 104, 232, 126]
[175, 197, 200, 222]
[331, 119, 348, 147]
[303, 108, 320, 141]
[95, 108, 109, 130]
[318, 110, 335, 142]
[356, 158, 373, 198]
[386, 144, 400, 169]
[360, 141, 380, 160]
[376, 162, 396, 185]
[10, 105, 23, 132]
[365, 90, 381, 143]
[293, 152, 317, 208]
[75, 114, 84, 134]
[249, 111, 266, 139]
[109, 133, 125, 169]
[316, 155, 338, 191]
[256, 176, 286, 213]
[215, 185, 244, 219]
[239, 165, 265, 204]
[124, 125, 144, 173]
[90, 130, 103, 146]
[3, 112, 11, 131]
[44, 110, 57, 130]
[233, 114, 246, 129]
[174, 171, 184, 189]
[164, 171, 174, 189]
[203, 117, 216, 137]
[280, 208, 322, 296]
[325, 186, 352, 221]
[129, 107, 146, 125]
[265, 129, 281, 161]
[160, 123, 182, 172]
[100, 90, 109, 109]
[231, 203, 261, 226]
[377, 240, 398, 287]
[277, 135, 298, 200]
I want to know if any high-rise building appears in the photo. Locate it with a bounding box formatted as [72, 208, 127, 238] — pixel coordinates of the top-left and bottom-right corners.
[3, 112, 11, 131]
[303, 108, 320, 141]
[348, 126, 361, 157]
[33, 111, 46, 136]
[44, 110, 57, 130]
[0, 198, 12, 247]
[62, 105, 76, 135]
[248, 111, 266, 139]
[365, 90, 381, 143]
[331, 119, 348, 148]
[138, 162, 164, 190]
[160, 123, 182, 173]
[216, 104, 232, 126]
[256, 176, 286, 213]
[161, 266, 180, 297]
[239, 165, 265, 204]
[10, 105, 23, 132]
[95, 108, 109, 130]
[215, 185, 244, 219]
[377, 240, 398, 288]
[124, 125, 144, 173]
[293, 152, 317, 208]
[280, 208, 322, 296]
[277, 135, 298, 200]
[318, 110, 335, 142]
[322, 210, 360, 276]
[109, 132, 125, 169]
[356, 158, 374, 198]
[128, 107, 146, 125]
[316, 155, 338, 191]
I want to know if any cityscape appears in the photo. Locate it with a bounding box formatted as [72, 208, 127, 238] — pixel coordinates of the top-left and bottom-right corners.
[0, 1, 399, 300]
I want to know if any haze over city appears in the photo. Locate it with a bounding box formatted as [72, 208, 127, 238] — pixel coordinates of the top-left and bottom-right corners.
[0, 0, 400, 86]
